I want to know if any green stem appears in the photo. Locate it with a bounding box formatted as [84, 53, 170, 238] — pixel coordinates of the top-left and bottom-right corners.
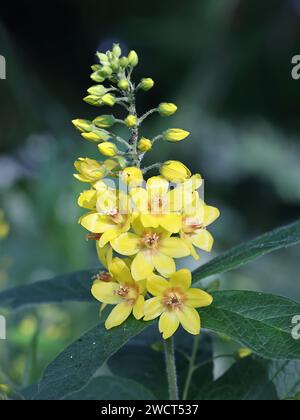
[163, 338, 179, 401]
[182, 335, 200, 400]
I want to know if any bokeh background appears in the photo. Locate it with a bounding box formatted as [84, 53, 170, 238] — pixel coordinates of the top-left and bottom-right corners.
[0, 0, 300, 389]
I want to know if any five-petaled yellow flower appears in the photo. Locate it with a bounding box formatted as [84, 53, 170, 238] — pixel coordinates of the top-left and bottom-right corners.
[111, 219, 190, 281]
[144, 269, 213, 339]
[91, 258, 146, 330]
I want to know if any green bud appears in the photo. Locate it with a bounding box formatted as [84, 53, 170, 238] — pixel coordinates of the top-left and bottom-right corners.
[102, 94, 116, 107]
[138, 78, 154, 91]
[91, 64, 101, 72]
[110, 58, 120, 72]
[83, 95, 102, 106]
[120, 57, 129, 68]
[118, 79, 129, 90]
[158, 102, 178, 117]
[87, 85, 107, 97]
[93, 115, 116, 128]
[125, 114, 138, 128]
[72, 119, 93, 133]
[91, 71, 105, 83]
[97, 52, 110, 66]
[99, 66, 113, 78]
[128, 50, 139, 67]
[112, 43, 122, 58]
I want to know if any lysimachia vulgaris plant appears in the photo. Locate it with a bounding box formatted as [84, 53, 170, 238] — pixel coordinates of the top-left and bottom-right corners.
[73, 44, 220, 341]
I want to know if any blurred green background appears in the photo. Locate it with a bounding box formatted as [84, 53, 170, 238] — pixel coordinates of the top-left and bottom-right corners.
[0, 0, 300, 389]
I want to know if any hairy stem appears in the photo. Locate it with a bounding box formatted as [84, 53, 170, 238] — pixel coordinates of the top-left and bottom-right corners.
[182, 334, 200, 400]
[164, 338, 179, 401]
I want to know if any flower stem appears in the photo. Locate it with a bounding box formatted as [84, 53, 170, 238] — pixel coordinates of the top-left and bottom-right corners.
[163, 337, 179, 401]
[182, 334, 200, 400]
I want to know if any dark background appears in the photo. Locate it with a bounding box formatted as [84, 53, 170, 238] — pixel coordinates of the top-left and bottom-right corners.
[0, 0, 300, 384]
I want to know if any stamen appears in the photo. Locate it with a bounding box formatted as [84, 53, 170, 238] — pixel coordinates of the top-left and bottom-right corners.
[93, 271, 112, 282]
[86, 233, 102, 241]
[142, 232, 160, 249]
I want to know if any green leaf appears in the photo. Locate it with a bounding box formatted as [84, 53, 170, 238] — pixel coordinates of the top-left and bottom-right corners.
[269, 360, 300, 400]
[193, 219, 300, 285]
[201, 291, 300, 360]
[0, 270, 97, 309]
[33, 318, 151, 400]
[65, 376, 156, 400]
[195, 358, 278, 400]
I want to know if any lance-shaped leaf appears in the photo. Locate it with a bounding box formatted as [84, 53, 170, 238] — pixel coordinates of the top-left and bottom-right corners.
[193, 219, 300, 285]
[201, 291, 300, 360]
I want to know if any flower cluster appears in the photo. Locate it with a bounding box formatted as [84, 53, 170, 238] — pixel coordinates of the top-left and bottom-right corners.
[73, 44, 220, 340]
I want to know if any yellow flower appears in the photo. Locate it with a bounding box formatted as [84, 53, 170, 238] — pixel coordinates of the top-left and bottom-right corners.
[79, 187, 132, 247]
[121, 167, 144, 187]
[0, 211, 9, 240]
[180, 199, 220, 260]
[111, 218, 190, 281]
[160, 161, 191, 183]
[144, 269, 213, 339]
[163, 129, 190, 142]
[130, 176, 182, 233]
[74, 158, 117, 184]
[92, 258, 146, 330]
[98, 142, 119, 157]
[158, 103, 178, 117]
[125, 115, 138, 128]
[138, 137, 152, 152]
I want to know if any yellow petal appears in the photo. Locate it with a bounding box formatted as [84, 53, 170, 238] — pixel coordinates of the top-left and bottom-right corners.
[130, 188, 148, 213]
[110, 257, 134, 285]
[190, 229, 214, 252]
[111, 233, 141, 256]
[131, 251, 154, 281]
[176, 306, 201, 335]
[91, 281, 121, 304]
[105, 302, 133, 329]
[80, 213, 115, 233]
[99, 228, 121, 247]
[204, 206, 220, 227]
[141, 214, 160, 228]
[153, 253, 176, 278]
[159, 311, 180, 340]
[185, 289, 213, 308]
[133, 295, 145, 320]
[78, 190, 98, 210]
[147, 176, 169, 195]
[147, 274, 170, 296]
[170, 269, 191, 290]
[159, 214, 182, 233]
[159, 237, 190, 258]
[144, 297, 164, 321]
[96, 243, 113, 269]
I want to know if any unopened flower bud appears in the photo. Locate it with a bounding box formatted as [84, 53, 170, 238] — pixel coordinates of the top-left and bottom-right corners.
[97, 52, 110, 66]
[120, 57, 129, 68]
[93, 115, 116, 128]
[84, 95, 102, 106]
[102, 94, 116, 107]
[118, 79, 129, 91]
[138, 78, 154, 91]
[91, 71, 105, 83]
[81, 130, 110, 143]
[98, 142, 119, 157]
[99, 66, 113, 78]
[163, 128, 190, 142]
[160, 160, 191, 183]
[138, 137, 152, 152]
[158, 103, 178, 117]
[112, 43, 122, 58]
[128, 50, 139, 67]
[87, 85, 107, 97]
[125, 114, 138, 128]
[72, 119, 93, 133]
[236, 348, 253, 360]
